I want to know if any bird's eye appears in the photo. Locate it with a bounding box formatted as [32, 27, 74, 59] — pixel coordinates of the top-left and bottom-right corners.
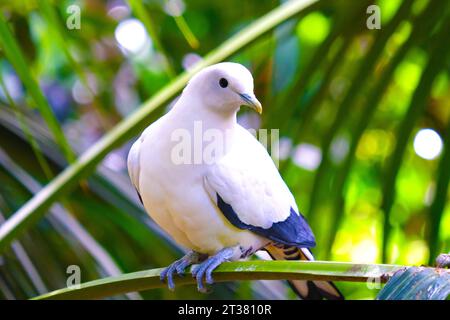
[219, 78, 228, 88]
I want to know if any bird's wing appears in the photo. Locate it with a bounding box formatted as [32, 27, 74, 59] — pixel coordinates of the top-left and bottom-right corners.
[128, 129, 150, 204]
[127, 138, 141, 192]
[204, 127, 316, 248]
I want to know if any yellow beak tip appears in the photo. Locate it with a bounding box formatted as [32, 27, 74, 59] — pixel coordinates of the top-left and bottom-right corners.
[256, 105, 263, 114]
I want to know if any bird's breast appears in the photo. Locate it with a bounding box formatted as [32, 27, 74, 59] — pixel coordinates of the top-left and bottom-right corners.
[137, 135, 265, 254]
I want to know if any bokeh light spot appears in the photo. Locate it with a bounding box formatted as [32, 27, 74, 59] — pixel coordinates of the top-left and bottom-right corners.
[413, 129, 443, 160]
[114, 18, 151, 56]
[296, 12, 330, 45]
[292, 143, 322, 171]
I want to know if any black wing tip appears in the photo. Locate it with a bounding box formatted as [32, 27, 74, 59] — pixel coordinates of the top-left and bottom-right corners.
[217, 192, 317, 248]
[290, 207, 316, 247]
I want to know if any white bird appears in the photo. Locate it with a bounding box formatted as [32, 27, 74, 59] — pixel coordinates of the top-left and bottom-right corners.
[128, 62, 343, 299]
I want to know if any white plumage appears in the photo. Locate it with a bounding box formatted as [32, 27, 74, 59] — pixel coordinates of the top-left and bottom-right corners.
[204, 125, 298, 229]
[128, 62, 343, 299]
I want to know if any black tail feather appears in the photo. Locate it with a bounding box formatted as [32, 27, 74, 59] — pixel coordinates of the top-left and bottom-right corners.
[265, 244, 344, 300]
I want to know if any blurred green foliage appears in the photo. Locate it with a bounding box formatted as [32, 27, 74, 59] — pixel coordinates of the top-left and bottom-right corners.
[0, 0, 448, 300]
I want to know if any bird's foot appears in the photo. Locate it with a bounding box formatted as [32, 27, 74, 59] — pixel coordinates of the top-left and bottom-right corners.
[160, 251, 206, 291]
[191, 247, 236, 293]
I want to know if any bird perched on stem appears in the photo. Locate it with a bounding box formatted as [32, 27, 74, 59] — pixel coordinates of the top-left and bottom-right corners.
[128, 62, 343, 300]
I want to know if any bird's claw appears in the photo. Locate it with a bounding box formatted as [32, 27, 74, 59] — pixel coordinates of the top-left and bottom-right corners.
[191, 247, 234, 292]
[160, 261, 182, 291]
[161, 251, 203, 290]
[162, 248, 234, 292]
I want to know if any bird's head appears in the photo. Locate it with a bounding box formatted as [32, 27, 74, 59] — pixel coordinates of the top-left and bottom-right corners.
[184, 62, 262, 115]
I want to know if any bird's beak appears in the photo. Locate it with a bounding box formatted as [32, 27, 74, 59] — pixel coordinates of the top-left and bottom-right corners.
[239, 93, 262, 114]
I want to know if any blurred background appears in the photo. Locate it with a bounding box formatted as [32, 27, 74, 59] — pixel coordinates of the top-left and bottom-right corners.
[0, 0, 449, 299]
